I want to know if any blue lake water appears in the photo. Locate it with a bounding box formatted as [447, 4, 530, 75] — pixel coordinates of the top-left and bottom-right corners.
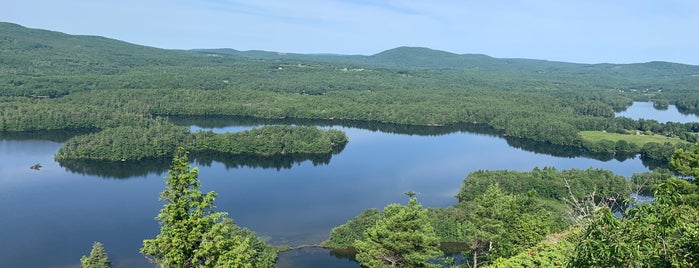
[615, 101, 699, 123]
[0, 107, 676, 267]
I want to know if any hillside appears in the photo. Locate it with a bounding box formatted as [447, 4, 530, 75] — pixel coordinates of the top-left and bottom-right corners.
[194, 46, 699, 79]
[3, 21, 699, 90]
[1, 21, 699, 166]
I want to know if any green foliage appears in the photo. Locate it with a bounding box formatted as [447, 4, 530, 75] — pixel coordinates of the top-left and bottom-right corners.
[488, 232, 576, 268]
[192, 125, 347, 155]
[141, 148, 275, 267]
[579, 130, 685, 152]
[323, 208, 381, 249]
[640, 141, 682, 163]
[2, 22, 699, 165]
[631, 168, 675, 196]
[354, 198, 442, 268]
[55, 123, 348, 161]
[456, 167, 632, 205]
[460, 185, 559, 267]
[670, 143, 699, 180]
[328, 168, 634, 266]
[570, 179, 699, 267]
[56, 119, 189, 161]
[80, 242, 111, 268]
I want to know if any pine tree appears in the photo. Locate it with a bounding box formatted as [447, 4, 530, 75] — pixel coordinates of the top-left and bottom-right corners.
[80, 242, 111, 268]
[354, 198, 442, 268]
[141, 148, 273, 267]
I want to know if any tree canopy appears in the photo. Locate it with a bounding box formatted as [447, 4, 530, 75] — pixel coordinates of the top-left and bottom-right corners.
[80, 242, 111, 268]
[141, 148, 275, 267]
[354, 198, 442, 268]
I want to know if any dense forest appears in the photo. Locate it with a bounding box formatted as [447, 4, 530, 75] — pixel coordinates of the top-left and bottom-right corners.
[3, 21, 699, 267]
[55, 122, 347, 161]
[2, 22, 699, 165]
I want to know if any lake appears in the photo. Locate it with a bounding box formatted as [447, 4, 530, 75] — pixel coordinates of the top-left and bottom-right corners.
[616, 101, 699, 123]
[0, 104, 674, 267]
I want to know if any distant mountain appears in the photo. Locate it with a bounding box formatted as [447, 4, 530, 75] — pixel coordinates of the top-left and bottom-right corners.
[369, 46, 498, 68]
[3, 21, 699, 79]
[194, 46, 699, 79]
[0, 22, 223, 76]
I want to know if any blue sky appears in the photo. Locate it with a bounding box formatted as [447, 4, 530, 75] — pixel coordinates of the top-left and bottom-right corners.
[4, 0, 699, 64]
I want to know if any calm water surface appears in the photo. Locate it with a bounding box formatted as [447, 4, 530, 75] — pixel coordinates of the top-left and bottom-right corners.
[0, 109, 668, 267]
[616, 101, 699, 123]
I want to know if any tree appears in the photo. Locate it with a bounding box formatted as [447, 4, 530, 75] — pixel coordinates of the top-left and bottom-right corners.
[670, 143, 699, 182]
[570, 179, 699, 267]
[462, 185, 555, 267]
[354, 198, 442, 268]
[80, 242, 111, 268]
[141, 148, 274, 267]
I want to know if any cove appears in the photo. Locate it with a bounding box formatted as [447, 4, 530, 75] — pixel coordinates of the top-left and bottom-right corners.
[0, 119, 651, 267]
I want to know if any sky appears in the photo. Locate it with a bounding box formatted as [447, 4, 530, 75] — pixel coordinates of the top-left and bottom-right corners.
[4, 0, 699, 65]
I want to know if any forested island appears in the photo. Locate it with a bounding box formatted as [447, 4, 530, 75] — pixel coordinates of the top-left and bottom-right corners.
[55, 123, 347, 161]
[2, 21, 699, 267]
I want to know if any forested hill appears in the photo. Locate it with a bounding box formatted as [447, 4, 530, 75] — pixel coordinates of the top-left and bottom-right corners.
[0, 22, 222, 75]
[3, 21, 699, 81]
[194, 46, 699, 78]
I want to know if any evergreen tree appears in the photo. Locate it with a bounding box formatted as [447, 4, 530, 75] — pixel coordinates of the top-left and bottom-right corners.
[141, 148, 274, 267]
[462, 185, 555, 267]
[354, 198, 442, 268]
[80, 242, 111, 268]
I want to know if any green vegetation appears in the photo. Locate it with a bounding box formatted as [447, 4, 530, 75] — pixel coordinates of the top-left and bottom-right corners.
[55, 123, 347, 161]
[328, 161, 699, 267]
[322, 209, 381, 249]
[3, 22, 699, 266]
[456, 167, 632, 203]
[354, 198, 442, 268]
[326, 167, 634, 267]
[580, 130, 686, 147]
[670, 143, 699, 179]
[473, 148, 699, 267]
[570, 180, 699, 267]
[488, 232, 576, 268]
[141, 148, 276, 267]
[80, 242, 111, 268]
[2, 22, 698, 167]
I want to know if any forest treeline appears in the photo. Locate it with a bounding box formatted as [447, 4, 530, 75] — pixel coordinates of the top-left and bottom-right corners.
[2, 22, 699, 165]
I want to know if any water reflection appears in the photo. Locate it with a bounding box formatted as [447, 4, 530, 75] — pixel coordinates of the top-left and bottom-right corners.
[506, 137, 645, 164]
[193, 151, 340, 171]
[57, 149, 344, 179]
[57, 158, 171, 179]
[276, 247, 358, 268]
[170, 115, 502, 137]
[0, 129, 95, 142]
[175, 115, 665, 170]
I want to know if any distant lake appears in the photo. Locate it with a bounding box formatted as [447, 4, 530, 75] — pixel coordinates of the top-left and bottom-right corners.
[616, 101, 699, 123]
[0, 117, 656, 268]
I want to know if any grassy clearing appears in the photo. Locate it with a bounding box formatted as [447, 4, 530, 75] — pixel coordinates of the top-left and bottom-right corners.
[579, 131, 687, 146]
